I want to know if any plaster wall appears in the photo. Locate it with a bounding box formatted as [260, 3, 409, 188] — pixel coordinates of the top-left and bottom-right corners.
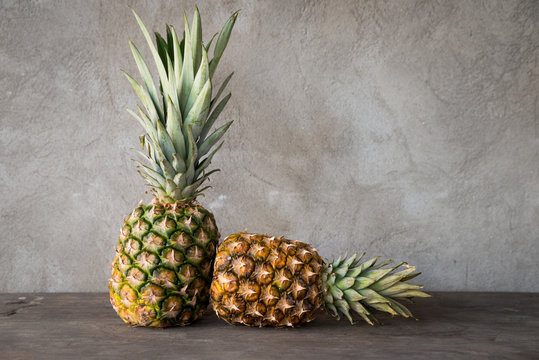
[1, 0, 537, 291]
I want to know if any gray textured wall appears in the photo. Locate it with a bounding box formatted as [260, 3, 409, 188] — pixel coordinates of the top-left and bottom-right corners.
[1, 0, 537, 292]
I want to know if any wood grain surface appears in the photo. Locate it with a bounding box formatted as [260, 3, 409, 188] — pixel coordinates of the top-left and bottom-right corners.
[1, 292, 538, 359]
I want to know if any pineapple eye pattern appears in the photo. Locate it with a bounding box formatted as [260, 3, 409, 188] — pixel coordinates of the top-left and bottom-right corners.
[211, 233, 324, 327]
[110, 202, 220, 327]
[211, 233, 429, 327]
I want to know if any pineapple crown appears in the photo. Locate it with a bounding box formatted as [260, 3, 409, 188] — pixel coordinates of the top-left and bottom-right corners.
[124, 6, 239, 204]
[322, 253, 430, 325]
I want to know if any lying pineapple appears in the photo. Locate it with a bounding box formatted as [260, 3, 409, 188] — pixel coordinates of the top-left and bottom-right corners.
[211, 233, 430, 327]
[109, 7, 238, 327]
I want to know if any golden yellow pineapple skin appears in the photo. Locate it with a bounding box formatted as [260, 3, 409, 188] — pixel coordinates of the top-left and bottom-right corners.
[210, 233, 324, 327]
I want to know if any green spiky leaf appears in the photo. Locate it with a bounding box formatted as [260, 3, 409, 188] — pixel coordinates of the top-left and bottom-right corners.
[197, 121, 232, 158]
[323, 254, 429, 325]
[131, 9, 174, 108]
[209, 11, 239, 77]
[183, 79, 211, 139]
[191, 6, 203, 73]
[124, 7, 238, 203]
[199, 93, 231, 144]
[185, 47, 210, 116]
[210, 72, 233, 110]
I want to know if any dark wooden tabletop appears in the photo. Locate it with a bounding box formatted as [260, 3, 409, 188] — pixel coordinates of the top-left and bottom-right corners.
[1, 292, 538, 359]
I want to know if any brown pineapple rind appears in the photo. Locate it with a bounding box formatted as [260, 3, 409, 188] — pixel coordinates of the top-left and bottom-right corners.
[109, 199, 219, 327]
[210, 233, 324, 327]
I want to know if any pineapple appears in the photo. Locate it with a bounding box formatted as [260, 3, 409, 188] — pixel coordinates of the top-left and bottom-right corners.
[109, 7, 238, 327]
[211, 233, 430, 327]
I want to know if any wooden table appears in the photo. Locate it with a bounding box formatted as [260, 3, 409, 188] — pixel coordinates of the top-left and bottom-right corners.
[1, 292, 538, 359]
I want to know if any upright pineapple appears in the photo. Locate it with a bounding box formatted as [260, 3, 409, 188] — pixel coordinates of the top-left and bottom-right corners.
[109, 7, 238, 327]
[211, 233, 430, 327]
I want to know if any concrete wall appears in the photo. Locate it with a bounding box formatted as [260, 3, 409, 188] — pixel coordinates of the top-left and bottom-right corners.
[1, 0, 537, 292]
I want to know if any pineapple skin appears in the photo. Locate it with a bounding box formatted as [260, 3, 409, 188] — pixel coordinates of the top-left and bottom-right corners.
[109, 200, 219, 327]
[210, 233, 325, 327]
